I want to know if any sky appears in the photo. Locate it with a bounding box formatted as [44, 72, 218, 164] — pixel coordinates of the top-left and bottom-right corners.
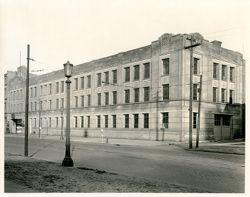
[0, 0, 249, 75]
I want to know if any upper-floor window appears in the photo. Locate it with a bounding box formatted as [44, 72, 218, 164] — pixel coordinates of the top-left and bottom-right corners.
[87, 75, 91, 88]
[125, 67, 130, 82]
[229, 90, 234, 104]
[61, 81, 64, 93]
[49, 83, 52, 95]
[74, 78, 78, 90]
[134, 88, 140, 102]
[221, 65, 227, 81]
[41, 85, 44, 95]
[56, 82, 59, 93]
[144, 87, 150, 102]
[97, 93, 101, 106]
[105, 92, 109, 105]
[193, 84, 198, 101]
[134, 65, 140, 81]
[104, 115, 108, 128]
[162, 58, 169, 75]
[112, 115, 116, 128]
[97, 73, 102, 87]
[104, 71, 109, 85]
[113, 91, 117, 105]
[125, 89, 130, 103]
[221, 88, 226, 103]
[162, 84, 169, 100]
[112, 70, 117, 84]
[87, 95, 91, 106]
[213, 87, 218, 102]
[75, 96, 78, 108]
[56, 99, 59, 109]
[61, 98, 64, 108]
[30, 87, 33, 98]
[81, 77, 84, 89]
[144, 62, 150, 79]
[193, 58, 199, 75]
[81, 95, 84, 107]
[213, 63, 219, 79]
[74, 116, 78, 128]
[230, 67, 235, 82]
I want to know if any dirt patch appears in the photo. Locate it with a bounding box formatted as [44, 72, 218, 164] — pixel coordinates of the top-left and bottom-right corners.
[5, 154, 209, 193]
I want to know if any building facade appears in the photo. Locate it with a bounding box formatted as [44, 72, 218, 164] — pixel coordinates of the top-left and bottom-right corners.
[4, 33, 245, 141]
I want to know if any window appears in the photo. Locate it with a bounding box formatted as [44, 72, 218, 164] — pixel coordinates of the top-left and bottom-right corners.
[125, 89, 130, 103]
[49, 100, 52, 110]
[74, 116, 78, 128]
[61, 98, 64, 108]
[81, 95, 84, 107]
[61, 117, 63, 128]
[144, 62, 150, 79]
[124, 114, 129, 128]
[193, 58, 199, 75]
[34, 87, 37, 97]
[134, 114, 139, 128]
[49, 117, 51, 128]
[97, 73, 102, 87]
[97, 115, 101, 128]
[34, 118, 36, 128]
[56, 117, 59, 128]
[87, 116, 90, 128]
[193, 112, 198, 128]
[80, 116, 84, 128]
[41, 85, 43, 96]
[163, 84, 169, 100]
[110, 70, 116, 84]
[221, 65, 227, 81]
[230, 67, 235, 82]
[134, 88, 140, 102]
[81, 77, 84, 89]
[134, 65, 140, 81]
[213, 63, 219, 79]
[112, 115, 116, 128]
[34, 102, 37, 111]
[229, 90, 234, 104]
[193, 84, 198, 101]
[56, 99, 59, 109]
[75, 96, 78, 108]
[61, 81, 64, 93]
[87, 95, 91, 106]
[30, 87, 33, 97]
[87, 75, 91, 88]
[49, 84, 52, 95]
[97, 93, 101, 106]
[113, 91, 117, 105]
[162, 112, 169, 128]
[221, 88, 226, 103]
[124, 67, 130, 82]
[104, 115, 108, 128]
[56, 82, 59, 93]
[213, 87, 218, 102]
[222, 116, 230, 126]
[162, 58, 169, 75]
[74, 78, 78, 90]
[104, 71, 109, 85]
[144, 87, 150, 102]
[105, 92, 109, 105]
[144, 113, 149, 128]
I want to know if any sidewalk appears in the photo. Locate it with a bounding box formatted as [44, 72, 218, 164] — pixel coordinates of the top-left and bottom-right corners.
[5, 133, 245, 155]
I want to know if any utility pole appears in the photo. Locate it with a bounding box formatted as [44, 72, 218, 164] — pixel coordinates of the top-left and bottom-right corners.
[184, 35, 201, 149]
[24, 44, 30, 156]
[196, 74, 202, 148]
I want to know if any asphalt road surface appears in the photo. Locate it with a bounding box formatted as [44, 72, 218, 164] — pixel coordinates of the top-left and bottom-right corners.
[5, 136, 245, 193]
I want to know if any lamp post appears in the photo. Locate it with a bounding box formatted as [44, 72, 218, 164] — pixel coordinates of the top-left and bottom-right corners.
[62, 61, 74, 167]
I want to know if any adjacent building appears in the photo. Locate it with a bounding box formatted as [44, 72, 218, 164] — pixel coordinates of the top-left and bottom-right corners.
[4, 33, 245, 141]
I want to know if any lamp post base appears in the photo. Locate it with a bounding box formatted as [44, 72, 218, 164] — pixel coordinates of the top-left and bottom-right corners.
[62, 156, 74, 167]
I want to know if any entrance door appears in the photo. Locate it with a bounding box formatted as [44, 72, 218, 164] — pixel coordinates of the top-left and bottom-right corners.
[214, 114, 232, 140]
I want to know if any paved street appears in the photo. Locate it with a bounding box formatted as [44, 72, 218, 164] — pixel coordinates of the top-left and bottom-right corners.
[5, 135, 245, 193]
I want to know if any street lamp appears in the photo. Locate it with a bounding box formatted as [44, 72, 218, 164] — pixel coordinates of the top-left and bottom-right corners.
[62, 61, 74, 167]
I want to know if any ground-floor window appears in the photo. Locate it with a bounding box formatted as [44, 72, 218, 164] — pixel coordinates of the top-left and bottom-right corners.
[80, 116, 84, 128]
[143, 113, 149, 128]
[97, 115, 101, 128]
[112, 115, 116, 128]
[104, 115, 108, 128]
[87, 116, 90, 128]
[134, 114, 139, 128]
[124, 114, 129, 128]
[162, 112, 169, 128]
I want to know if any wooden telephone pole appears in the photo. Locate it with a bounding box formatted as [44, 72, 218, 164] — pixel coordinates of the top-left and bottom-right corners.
[184, 35, 201, 149]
